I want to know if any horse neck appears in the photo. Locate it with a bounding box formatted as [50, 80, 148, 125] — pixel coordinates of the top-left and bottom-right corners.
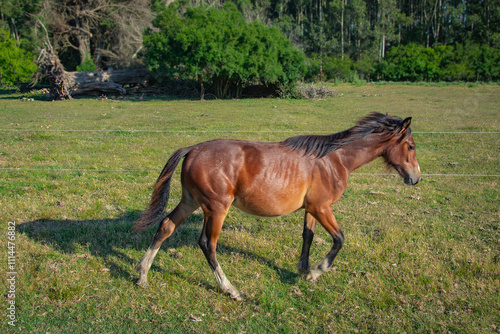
[333, 133, 389, 173]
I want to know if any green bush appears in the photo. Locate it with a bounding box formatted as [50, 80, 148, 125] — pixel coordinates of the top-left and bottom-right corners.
[468, 44, 500, 81]
[76, 57, 96, 72]
[303, 57, 321, 82]
[373, 43, 500, 82]
[143, 4, 306, 98]
[305, 55, 373, 84]
[373, 44, 435, 81]
[322, 56, 355, 81]
[0, 28, 37, 85]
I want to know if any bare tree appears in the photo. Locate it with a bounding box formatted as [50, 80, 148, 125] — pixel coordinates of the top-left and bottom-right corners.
[36, 19, 73, 100]
[36, 16, 151, 100]
[94, 0, 154, 68]
[40, 0, 153, 69]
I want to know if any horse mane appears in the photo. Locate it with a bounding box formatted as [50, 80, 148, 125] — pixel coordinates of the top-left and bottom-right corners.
[281, 112, 408, 158]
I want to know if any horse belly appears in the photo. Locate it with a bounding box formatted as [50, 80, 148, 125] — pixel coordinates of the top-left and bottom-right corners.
[232, 149, 311, 217]
[232, 182, 306, 217]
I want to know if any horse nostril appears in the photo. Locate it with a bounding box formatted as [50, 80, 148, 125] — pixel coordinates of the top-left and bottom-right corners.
[404, 176, 411, 185]
[404, 175, 421, 186]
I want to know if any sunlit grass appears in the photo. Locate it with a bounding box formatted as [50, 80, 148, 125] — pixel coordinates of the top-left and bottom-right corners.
[0, 84, 498, 333]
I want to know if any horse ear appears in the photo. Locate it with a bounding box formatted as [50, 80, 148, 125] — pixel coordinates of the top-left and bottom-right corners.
[399, 117, 412, 134]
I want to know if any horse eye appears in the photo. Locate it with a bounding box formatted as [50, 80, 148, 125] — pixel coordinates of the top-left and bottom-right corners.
[408, 145, 415, 151]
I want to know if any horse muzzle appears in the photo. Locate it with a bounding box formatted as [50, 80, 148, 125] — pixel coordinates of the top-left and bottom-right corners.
[404, 170, 421, 185]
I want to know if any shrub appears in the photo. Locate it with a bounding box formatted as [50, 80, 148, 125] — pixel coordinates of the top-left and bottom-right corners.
[468, 44, 500, 81]
[373, 44, 432, 81]
[297, 83, 337, 99]
[373, 43, 500, 82]
[76, 57, 96, 72]
[143, 4, 306, 99]
[0, 28, 37, 85]
[309, 55, 372, 84]
[322, 56, 354, 81]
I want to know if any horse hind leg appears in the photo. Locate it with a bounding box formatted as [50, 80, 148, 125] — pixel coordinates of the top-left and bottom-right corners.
[199, 208, 242, 301]
[136, 201, 198, 287]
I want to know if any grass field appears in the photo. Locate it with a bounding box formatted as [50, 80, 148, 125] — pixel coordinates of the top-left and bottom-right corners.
[1, 84, 499, 333]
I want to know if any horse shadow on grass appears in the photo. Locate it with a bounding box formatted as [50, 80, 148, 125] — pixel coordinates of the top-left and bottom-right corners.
[19, 211, 300, 295]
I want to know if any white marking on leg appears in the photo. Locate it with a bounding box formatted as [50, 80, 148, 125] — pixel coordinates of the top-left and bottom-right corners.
[136, 247, 159, 286]
[306, 259, 331, 282]
[140, 247, 160, 272]
[212, 265, 242, 301]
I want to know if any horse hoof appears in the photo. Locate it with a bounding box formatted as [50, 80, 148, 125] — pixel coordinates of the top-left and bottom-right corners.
[225, 288, 243, 301]
[231, 292, 243, 301]
[305, 272, 318, 284]
[136, 280, 149, 288]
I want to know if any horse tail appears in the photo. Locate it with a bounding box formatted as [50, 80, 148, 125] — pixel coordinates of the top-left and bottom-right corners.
[133, 146, 192, 233]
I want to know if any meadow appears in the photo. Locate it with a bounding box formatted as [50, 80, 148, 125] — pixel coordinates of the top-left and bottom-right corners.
[0, 84, 499, 333]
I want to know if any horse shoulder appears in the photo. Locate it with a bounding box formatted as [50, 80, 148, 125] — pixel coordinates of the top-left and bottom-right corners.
[307, 155, 348, 205]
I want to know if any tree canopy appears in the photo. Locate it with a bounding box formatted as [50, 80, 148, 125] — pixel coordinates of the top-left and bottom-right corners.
[0, 0, 499, 88]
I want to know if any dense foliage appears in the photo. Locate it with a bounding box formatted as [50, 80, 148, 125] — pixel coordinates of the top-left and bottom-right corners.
[373, 43, 500, 82]
[0, 28, 37, 85]
[0, 0, 499, 87]
[144, 4, 305, 98]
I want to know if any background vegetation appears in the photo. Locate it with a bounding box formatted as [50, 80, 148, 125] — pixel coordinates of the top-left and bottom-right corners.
[143, 4, 305, 98]
[0, 0, 499, 89]
[0, 84, 498, 332]
[0, 28, 37, 85]
[372, 43, 500, 82]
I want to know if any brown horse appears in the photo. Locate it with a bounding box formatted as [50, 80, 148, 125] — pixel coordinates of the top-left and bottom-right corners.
[133, 112, 421, 300]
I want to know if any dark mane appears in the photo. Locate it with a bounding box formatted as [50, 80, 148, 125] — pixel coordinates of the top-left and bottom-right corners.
[281, 112, 407, 158]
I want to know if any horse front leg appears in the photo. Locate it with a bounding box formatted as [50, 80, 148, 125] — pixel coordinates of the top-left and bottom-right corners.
[297, 212, 317, 275]
[306, 207, 344, 283]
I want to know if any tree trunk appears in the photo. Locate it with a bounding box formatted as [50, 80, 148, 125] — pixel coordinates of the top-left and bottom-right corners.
[37, 45, 150, 99]
[382, 35, 386, 58]
[198, 74, 205, 100]
[9, 18, 19, 46]
[37, 48, 73, 100]
[341, 0, 344, 59]
[68, 68, 150, 96]
[379, 35, 386, 60]
[36, 19, 149, 99]
[75, 16, 92, 65]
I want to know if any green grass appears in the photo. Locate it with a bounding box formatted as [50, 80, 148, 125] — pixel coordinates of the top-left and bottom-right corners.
[0, 84, 499, 333]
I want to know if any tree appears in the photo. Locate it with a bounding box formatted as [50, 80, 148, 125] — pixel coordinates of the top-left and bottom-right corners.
[0, 0, 42, 49]
[0, 28, 37, 85]
[143, 3, 306, 99]
[40, 0, 153, 70]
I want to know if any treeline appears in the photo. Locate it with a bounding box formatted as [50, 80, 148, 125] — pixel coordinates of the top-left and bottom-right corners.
[1, 0, 499, 89]
[260, 0, 499, 58]
[307, 43, 500, 82]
